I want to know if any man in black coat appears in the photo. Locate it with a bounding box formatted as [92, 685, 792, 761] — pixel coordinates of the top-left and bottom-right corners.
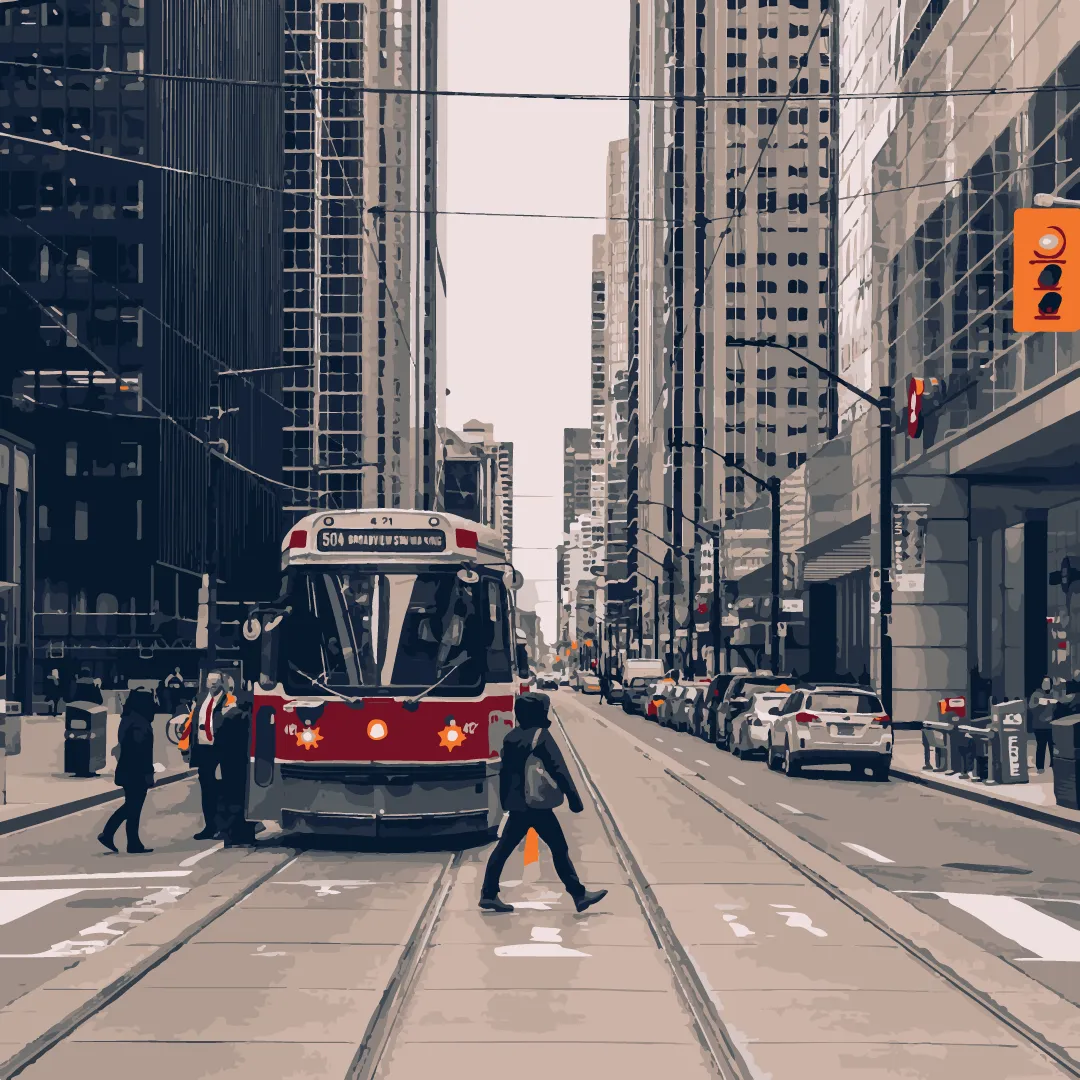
[479, 692, 607, 914]
[188, 670, 247, 841]
[98, 689, 156, 854]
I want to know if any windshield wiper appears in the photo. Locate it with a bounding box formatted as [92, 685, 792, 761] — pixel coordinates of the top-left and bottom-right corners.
[288, 663, 364, 708]
[402, 655, 468, 712]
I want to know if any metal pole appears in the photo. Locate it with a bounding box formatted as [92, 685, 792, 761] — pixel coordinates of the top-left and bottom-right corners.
[653, 576, 660, 661]
[769, 476, 781, 674]
[636, 585, 644, 657]
[878, 385, 894, 715]
[667, 553, 676, 674]
[710, 524, 722, 677]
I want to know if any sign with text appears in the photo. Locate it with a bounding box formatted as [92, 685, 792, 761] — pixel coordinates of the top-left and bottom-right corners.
[893, 504, 929, 593]
[316, 528, 447, 553]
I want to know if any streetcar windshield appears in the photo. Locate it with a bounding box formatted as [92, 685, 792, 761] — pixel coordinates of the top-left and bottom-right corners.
[278, 568, 513, 697]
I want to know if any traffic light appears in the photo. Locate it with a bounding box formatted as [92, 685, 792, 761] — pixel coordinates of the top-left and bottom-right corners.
[906, 376, 945, 438]
[781, 554, 796, 593]
[1013, 207, 1080, 332]
[1050, 557, 1080, 596]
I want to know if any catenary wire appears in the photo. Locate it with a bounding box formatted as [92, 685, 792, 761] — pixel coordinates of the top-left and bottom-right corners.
[4, 57, 1080, 105]
[0, 265, 318, 497]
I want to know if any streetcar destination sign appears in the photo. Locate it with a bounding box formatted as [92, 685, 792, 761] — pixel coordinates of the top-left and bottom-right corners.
[316, 528, 447, 552]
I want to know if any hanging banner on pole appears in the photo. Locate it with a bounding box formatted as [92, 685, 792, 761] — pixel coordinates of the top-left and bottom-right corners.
[893, 504, 929, 593]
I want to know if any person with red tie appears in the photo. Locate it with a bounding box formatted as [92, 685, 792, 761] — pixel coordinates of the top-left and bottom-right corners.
[188, 670, 243, 840]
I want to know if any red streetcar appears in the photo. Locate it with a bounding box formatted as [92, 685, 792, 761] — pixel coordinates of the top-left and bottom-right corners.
[241, 509, 529, 840]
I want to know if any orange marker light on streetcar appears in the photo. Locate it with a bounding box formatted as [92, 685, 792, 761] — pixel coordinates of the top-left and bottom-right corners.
[296, 726, 323, 750]
[367, 719, 388, 741]
[438, 720, 467, 752]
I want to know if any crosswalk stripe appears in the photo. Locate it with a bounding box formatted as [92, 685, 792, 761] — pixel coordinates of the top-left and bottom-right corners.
[0, 889, 83, 927]
[934, 892, 1080, 962]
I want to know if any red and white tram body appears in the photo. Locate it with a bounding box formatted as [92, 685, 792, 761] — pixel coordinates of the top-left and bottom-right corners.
[244, 510, 528, 839]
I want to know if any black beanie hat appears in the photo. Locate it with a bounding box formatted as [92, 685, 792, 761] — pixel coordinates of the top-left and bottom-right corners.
[514, 691, 551, 727]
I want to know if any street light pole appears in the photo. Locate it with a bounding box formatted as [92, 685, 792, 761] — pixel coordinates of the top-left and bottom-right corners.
[710, 523, 723, 676]
[726, 336, 895, 714]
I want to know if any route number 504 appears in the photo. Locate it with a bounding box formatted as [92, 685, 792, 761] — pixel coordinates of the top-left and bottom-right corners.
[284, 723, 298, 736]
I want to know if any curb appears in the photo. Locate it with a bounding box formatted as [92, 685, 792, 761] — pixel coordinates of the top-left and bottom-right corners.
[0, 768, 195, 837]
[891, 763, 1080, 834]
[0, 847, 294, 1079]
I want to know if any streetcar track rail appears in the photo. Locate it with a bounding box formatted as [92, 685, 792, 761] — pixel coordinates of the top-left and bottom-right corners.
[0, 851, 298, 1080]
[553, 708, 753, 1080]
[346, 852, 460, 1080]
[665, 768, 1080, 1079]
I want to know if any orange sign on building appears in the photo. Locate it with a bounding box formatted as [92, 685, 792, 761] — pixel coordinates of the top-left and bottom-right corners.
[1013, 208, 1080, 332]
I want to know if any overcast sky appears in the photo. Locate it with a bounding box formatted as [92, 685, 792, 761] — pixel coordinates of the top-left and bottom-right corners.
[444, 0, 629, 648]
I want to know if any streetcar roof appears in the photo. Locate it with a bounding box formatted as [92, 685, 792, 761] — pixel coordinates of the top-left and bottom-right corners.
[283, 509, 508, 567]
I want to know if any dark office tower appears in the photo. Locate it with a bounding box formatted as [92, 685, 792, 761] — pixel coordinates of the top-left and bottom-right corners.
[282, 0, 445, 515]
[0, 0, 287, 688]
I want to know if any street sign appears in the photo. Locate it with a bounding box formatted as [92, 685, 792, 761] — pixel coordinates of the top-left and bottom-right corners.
[893, 504, 929, 593]
[781, 598, 804, 613]
[906, 377, 924, 438]
[776, 622, 788, 638]
[1013, 207, 1080, 332]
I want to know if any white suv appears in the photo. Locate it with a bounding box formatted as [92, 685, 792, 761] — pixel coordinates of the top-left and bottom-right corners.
[768, 684, 892, 781]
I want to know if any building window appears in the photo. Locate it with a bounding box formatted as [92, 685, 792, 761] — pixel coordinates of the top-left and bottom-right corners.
[65, 442, 78, 477]
[75, 501, 89, 541]
[136, 499, 143, 540]
[38, 505, 50, 542]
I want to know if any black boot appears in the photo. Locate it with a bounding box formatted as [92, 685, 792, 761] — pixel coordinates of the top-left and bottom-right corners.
[575, 889, 608, 913]
[193, 829, 216, 840]
[97, 832, 118, 853]
[478, 896, 514, 913]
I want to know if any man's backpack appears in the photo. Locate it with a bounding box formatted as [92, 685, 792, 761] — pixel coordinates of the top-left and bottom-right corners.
[524, 728, 564, 810]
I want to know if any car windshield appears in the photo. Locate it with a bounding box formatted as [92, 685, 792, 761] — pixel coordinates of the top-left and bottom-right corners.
[739, 679, 794, 698]
[753, 693, 788, 705]
[278, 568, 512, 697]
[808, 691, 883, 714]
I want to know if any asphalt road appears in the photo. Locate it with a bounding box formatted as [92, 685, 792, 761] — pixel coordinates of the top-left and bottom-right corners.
[0, 775, 260, 1010]
[568, 688, 1080, 1008]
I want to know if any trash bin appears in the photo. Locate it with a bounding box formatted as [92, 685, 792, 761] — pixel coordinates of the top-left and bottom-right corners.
[64, 702, 108, 777]
[1050, 713, 1080, 810]
[989, 699, 1029, 785]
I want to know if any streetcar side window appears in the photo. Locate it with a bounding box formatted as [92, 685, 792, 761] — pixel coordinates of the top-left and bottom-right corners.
[484, 579, 513, 684]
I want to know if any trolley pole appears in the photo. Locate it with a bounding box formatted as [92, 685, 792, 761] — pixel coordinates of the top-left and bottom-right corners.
[653, 576, 660, 662]
[768, 476, 781, 674]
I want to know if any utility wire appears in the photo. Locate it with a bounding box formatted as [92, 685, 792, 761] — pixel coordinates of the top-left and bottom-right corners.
[0, 266, 317, 496]
[5, 58, 1080, 104]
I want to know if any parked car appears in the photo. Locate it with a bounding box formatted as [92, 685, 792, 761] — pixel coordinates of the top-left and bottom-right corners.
[580, 673, 602, 696]
[716, 673, 799, 750]
[767, 684, 892, 780]
[535, 673, 560, 691]
[606, 679, 625, 706]
[645, 679, 677, 722]
[730, 690, 791, 759]
[619, 660, 666, 714]
[670, 679, 712, 735]
[702, 673, 738, 742]
[558, 673, 570, 687]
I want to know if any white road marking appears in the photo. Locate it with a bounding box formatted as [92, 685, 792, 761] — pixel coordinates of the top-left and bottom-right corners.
[672, 747, 684, 753]
[178, 842, 224, 867]
[0, 871, 191, 883]
[695, 760, 710, 767]
[776, 802, 803, 815]
[771, 904, 827, 937]
[0, 885, 188, 958]
[842, 842, 894, 864]
[655, 738, 664, 743]
[727, 775, 746, 786]
[720, 911, 755, 938]
[0, 889, 83, 927]
[933, 893, 1080, 962]
[495, 926, 590, 957]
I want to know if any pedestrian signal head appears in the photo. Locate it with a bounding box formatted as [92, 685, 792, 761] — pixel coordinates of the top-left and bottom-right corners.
[1013, 207, 1080, 332]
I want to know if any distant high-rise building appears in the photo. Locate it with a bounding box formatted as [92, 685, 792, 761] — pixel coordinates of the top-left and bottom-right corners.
[438, 420, 512, 556]
[283, 0, 446, 513]
[563, 428, 591, 533]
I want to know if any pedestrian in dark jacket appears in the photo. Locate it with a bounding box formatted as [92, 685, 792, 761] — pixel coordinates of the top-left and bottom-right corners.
[187, 670, 246, 840]
[1029, 676, 1057, 773]
[479, 692, 607, 914]
[98, 689, 156, 854]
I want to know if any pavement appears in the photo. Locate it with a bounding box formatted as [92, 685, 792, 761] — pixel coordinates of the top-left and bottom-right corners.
[1, 712, 192, 831]
[0, 690, 1079, 1077]
[890, 728, 1080, 830]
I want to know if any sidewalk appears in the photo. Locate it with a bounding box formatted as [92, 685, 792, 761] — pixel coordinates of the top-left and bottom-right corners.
[890, 728, 1080, 832]
[0, 713, 192, 832]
